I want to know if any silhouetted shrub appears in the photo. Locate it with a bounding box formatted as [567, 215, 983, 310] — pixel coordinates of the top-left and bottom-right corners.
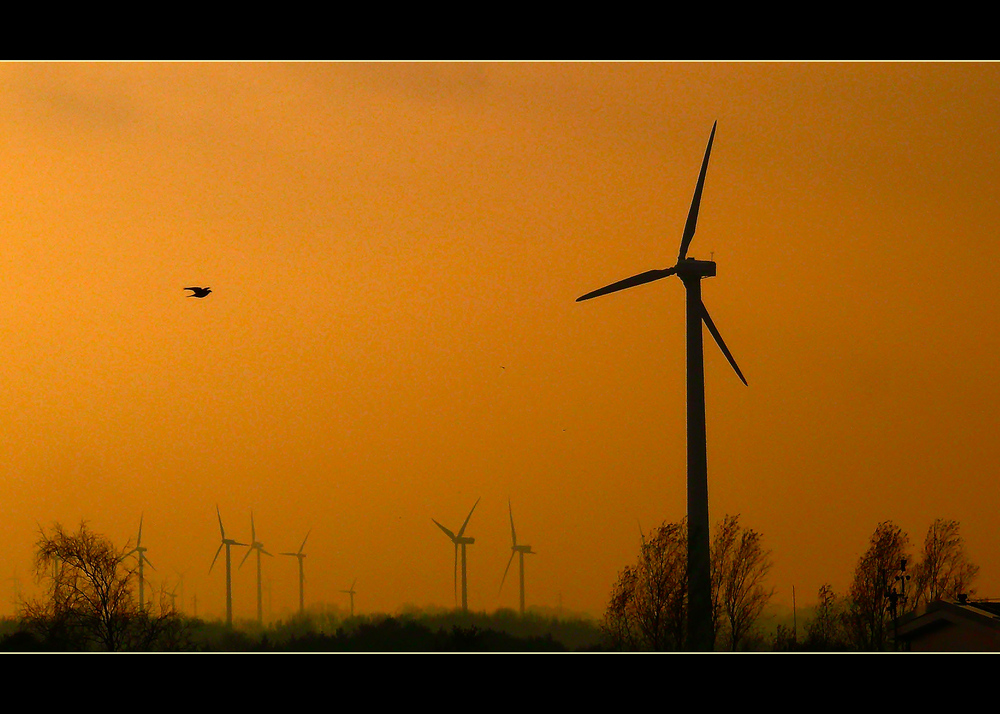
[0, 629, 48, 651]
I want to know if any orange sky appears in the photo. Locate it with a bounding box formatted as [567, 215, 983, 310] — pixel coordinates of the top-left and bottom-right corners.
[1, 61, 998, 623]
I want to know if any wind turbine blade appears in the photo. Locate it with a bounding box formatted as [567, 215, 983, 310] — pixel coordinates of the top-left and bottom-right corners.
[216, 506, 225, 540]
[432, 519, 457, 542]
[576, 268, 677, 302]
[239, 547, 252, 569]
[351, 578, 357, 591]
[144, 556, 156, 572]
[262, 548, 273, 557]
[457, 497, 480, 538]
[137, 515, 143, 546]
[210, 543, 223, 573]
[701, 300, 748, 386]
[508, 499, 517, 547]
[500, 551, 516, 595]
[250, 512, 256, 543]
[678, 121, 717, 261]
[453, 543, 459, 606]
[299, 529, 311, 554]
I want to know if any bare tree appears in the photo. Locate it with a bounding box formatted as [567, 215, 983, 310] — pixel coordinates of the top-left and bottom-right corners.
[845, 521, 909, 651]
[603, 515, 773, 651]
[20, 522, 182, 651]
[804, 583, 849, 650]
[603, 520, 687, 650]
[712, 515, 774, 650]
[912, 518, 979, 607]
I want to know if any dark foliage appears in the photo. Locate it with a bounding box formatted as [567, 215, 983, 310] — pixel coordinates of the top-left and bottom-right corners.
[603, 515, 773, 651]
[252, 617, 566, 652]
[20, 522, 187, 651]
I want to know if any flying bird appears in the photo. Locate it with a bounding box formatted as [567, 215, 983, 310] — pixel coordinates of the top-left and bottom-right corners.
[184, 287, 212, 298]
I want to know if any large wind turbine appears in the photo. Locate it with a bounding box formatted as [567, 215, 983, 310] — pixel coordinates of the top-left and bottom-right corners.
[577, 121, 747, 651]
[239, 511, 273, 625]
[499, 499, 535, 616]
[340, 578, 357, 617]
[210, 506, 246, 627]
[280, 529, 310, 616]
[126, 515, 155, 613]
[432, 497, 480, 612]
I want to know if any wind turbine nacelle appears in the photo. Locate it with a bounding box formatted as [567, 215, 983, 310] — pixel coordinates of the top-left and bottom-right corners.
[675, 258, 716, 279]
[514, 545, 533, 554]
[457, 537, 475, 545]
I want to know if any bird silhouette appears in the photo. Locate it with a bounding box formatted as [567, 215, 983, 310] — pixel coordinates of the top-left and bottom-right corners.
[184, 287, 212, 298]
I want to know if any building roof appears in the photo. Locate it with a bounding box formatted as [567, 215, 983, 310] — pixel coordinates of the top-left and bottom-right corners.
[897, 599, 1000, 652]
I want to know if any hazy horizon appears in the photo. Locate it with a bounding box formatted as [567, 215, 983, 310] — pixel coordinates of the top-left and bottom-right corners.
[1, 61, 998, 624]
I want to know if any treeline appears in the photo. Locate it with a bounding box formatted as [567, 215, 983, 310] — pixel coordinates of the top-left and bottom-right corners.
[790, 518, 978, 651]
[603, 514, 774, 651]
[236, 609, 603, 652]
[2, 521, 603, 652]
[602, 516, 979, 652]
[0, 612, 599, 652]
[254, 616, 573, 652]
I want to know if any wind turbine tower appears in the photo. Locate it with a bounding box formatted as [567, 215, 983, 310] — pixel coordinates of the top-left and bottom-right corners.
[210, 506, 246, 627]
[174, 569, 188, 615]
[577, 122, 747, 651]
[340, 579, 357, 617]
[127, 515, 155, 613]
[280, 530, 310, 616]
[500, 499, 535, 616]
[432, 497, 480, 612]
[239, 511, 273, 626]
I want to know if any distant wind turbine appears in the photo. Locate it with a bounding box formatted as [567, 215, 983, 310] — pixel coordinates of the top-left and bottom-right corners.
[166, 582, 179, 614]
[577, 121, 747, 650]
[432, 497, 480, 612]
[210, 506, 246, 627]
[126, 515, 155, 613]
[340, 578, 357, 618]
[280, 529, 310, 616]
[239, 511, 273, 625]
[499, 499, 535, 616]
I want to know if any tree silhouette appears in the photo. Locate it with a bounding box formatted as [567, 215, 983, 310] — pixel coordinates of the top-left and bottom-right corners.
[603, 515, 773, 651]
[804, 583, 849, 650]
[20, 522, 181, 651]
[711, 514, 774, 650]
[912, 518, 979, 607]
[845, 521, 909, 651]
[604, 520, 687, 651]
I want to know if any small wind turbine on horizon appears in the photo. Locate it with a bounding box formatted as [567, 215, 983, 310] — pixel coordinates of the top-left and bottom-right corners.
[126, 515, 155, 613]
[280, 529, 310, 616]
[577, 121, 747, 651]
[432, 497, 480, 612]
[210, 506, 246, 627]
[499, 499, 535, 616]
[340, 578, 357, 618]
[166, 581, 179, 614]
[239, 511, 273, 625]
